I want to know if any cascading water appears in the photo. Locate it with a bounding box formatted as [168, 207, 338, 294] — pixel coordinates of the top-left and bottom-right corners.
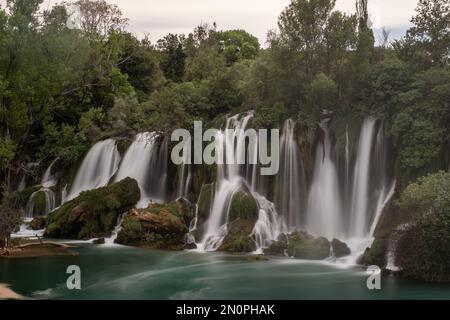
[306, 115, 344, 240]
[344, 120, 396, 260]
[104, 215, 125, 246]
[67, 139, 121, 201]
[349, 118, 376, 238]
[24, 159, 59, 217]
[114, 132, 168, 208]
[197, 113, 283, 251]
[274, 119, 306, 230]
[177, 151, 192, 199]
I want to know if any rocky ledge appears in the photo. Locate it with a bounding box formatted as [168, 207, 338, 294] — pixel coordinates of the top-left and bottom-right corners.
[116, 199, 194, 250]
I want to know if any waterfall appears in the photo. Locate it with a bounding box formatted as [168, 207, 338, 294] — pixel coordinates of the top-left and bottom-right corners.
[67, 139, 121, 201]
[114, 132, 168, 208]
[176, 137, 192, 199]
[274, 119, 306, 230]
[104, 214, 125, 246]
[197, 113, 282, 251]
[18, 176, 26, 191]
[24, 159, 59, 217]
[349, 118, 376, 238]
[177, 149, 192, 199]
[252, 193, 283, 253]
[25, 189, 57, 218]
[306, 117, 343, 240]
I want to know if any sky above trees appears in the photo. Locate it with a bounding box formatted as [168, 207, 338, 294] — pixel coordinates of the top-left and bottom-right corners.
[101, 0, 418, 44]
[2, 0, 418, 44]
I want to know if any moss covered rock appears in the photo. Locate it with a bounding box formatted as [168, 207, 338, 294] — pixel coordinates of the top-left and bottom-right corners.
[289, 236, 331, 260]
[218, 219, 257, 253]
[264, 231, 332, 260]
[229, 191, 258, 221]
[359, 238, 388, 266]
[45, 178, 140, 239]
[116, 199, 191, 249]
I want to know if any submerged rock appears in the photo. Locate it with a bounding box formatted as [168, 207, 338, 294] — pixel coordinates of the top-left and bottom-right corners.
[116, 199, 191, 250]
[45, 178, 140, 240]
[218, 219, 257, 253]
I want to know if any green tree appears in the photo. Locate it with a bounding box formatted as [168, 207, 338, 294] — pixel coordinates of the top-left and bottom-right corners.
[158, 34, 186, 82]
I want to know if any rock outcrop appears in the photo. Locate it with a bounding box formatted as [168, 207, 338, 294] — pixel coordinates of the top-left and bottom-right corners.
[116, 199, 193, 250]
[45, 178, 140, 239]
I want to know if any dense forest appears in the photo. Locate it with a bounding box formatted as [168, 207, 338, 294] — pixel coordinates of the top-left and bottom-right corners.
[0, 0, 449, 282]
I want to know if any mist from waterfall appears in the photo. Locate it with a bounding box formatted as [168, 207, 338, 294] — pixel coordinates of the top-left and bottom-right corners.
[67, 139, 121, 201]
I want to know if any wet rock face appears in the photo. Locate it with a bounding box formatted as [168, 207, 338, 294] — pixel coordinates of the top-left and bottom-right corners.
[44, 178, 140, 240]
[331, 238, 351, 258]
[116, 199, 191, 250]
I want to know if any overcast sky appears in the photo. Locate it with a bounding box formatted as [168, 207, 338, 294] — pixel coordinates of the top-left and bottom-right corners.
[37, 0, 419, 45]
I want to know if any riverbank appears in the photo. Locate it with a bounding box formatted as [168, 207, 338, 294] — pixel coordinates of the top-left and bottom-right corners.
[0, 242, 77, 259]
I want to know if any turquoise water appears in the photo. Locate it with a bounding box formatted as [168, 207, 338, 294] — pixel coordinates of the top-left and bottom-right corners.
[1, 244, 449, 300]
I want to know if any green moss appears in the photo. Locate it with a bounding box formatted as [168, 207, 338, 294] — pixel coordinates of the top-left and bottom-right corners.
[33, 191, 47, 216]
[218, 219, 257, 253]
[396, 213, 450, 283]
[197, 183, 214, 221]
[229, 191, 258, 221]
[116, 200, 191, 250]
[360, 238, 388, 267]
[45, 178, 140, 239]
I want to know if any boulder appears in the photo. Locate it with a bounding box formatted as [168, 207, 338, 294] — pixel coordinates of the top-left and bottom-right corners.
[264, 234, 289, 256]
[29, 216, 46, 230]
[264, 231, 331, 260]
[331, 238, 351, 258]
[218, 219, 257, 253]
[116, 199, 191, 250]
[45, 178, 140, 240]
